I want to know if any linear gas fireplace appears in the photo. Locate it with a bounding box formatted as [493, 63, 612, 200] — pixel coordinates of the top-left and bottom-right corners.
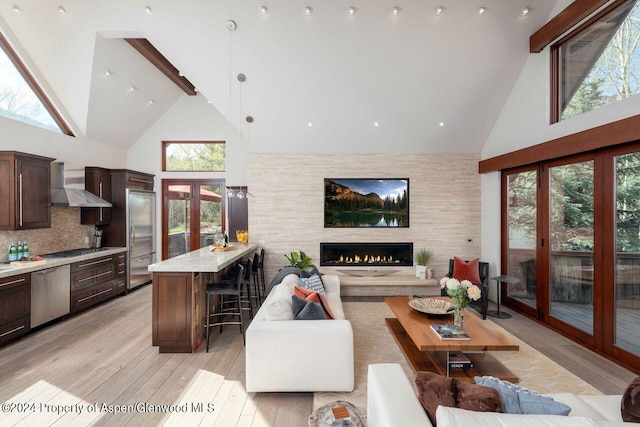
[320, 242, 413, 267]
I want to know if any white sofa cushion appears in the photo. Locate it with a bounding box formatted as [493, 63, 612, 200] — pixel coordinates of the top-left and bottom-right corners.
[436, 406, 598, 427]
[548, 394, 625, 422]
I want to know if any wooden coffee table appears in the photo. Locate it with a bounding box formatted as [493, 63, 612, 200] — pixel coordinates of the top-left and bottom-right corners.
[385, 296, 520, 382]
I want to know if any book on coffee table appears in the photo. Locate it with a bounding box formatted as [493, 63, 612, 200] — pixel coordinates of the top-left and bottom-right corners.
[448, 351, 474, 368]
[430, 324, 471, 340]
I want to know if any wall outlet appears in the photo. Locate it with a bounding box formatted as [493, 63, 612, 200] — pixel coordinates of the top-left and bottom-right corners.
[85, 236, 90, 245]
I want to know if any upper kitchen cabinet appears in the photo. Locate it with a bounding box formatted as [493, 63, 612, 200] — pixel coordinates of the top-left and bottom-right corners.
[111, 170, 154, 191]
[81, 167, 112, 225]
[0, 152, 54, 230]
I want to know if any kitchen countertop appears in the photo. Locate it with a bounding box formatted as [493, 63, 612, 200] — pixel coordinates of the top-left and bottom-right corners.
[0, 247, 127, 279]
[148, 243, 258, 273]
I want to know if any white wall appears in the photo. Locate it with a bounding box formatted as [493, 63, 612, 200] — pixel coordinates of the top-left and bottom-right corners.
[127, 93, 245, 257]
[480, 3, 640, 301]
[0, 115, 126, 167]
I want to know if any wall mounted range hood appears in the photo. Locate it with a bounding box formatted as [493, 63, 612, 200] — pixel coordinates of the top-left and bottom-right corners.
[51, 162, 112, 208]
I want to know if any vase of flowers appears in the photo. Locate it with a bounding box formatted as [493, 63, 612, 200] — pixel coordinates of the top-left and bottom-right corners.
[439, 277, 482, 328]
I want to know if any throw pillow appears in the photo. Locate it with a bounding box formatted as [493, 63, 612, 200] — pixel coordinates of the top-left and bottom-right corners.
[297, 274, 326, 294]
[291, 294, 327, 320]
[452, 256, 482, 285]
[294, 286, 335, 319]
[264, 298, 293, 321]
[415, 371, 501, 425]
[621, 376, 640, 422]
[300, 267, 324, 278]
[474, 376, 571, 416]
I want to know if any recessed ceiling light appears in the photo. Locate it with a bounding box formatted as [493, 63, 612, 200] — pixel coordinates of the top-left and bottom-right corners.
[260, 5, 268, 14]
[304, 6, 313, 16]
[129, 86, 137, 92]
[104, 70, 113, 76]
[520, 7, 530, 17]
[147, 99, 155, 105]
[391, 7, 400, 16]
[434, 6, 445, 15]
[307, 121, 313, 127]
[478, 7, 487, 15]
[144, 5, 152, 14]
[12, 5, 21, 14]
[246, 115, 254, 123]
[439, 122, 445, 127]
[348, 7, 357, 16]
[57, 5, 65, 14]
[373, 121, 380, 127]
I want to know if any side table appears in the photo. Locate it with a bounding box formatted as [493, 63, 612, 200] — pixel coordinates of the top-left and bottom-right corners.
[308, 400, 367, 427]
[487, 275, 520, 319]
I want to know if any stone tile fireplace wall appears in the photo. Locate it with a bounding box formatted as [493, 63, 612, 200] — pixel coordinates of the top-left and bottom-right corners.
[248, 153, 481, 284]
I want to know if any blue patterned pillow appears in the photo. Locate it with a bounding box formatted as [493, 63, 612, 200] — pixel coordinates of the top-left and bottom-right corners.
[474, 376, 571, 415]
[297, 274, 325, 294]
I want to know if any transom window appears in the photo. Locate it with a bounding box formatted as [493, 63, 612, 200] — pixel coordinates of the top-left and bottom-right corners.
[162, 141, 226, 172]
[0, 33, 71, 135]
[553, 0, 640, 122]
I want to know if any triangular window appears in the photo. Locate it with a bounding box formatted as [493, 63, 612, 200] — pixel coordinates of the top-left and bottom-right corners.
[554, 0, 640, 121]
[0, 33, 72, 135]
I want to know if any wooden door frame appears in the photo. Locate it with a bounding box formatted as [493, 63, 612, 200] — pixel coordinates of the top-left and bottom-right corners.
[161, 179, 226, 260]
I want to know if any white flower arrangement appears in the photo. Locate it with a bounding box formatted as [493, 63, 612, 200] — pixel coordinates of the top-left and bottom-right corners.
[440, 277, 482, 309]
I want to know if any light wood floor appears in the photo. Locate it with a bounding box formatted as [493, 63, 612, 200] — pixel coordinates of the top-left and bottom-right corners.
[0, 288, 636, 427]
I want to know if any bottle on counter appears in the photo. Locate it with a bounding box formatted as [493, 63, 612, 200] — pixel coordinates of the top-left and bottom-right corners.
[223, 233, 229, 248]
[8, 242, 17, 262]
[16, 241, 23, 260]
[22, 241, 29, 258]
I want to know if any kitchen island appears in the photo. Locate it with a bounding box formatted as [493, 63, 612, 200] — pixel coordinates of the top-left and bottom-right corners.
[148, 243, 258, 353]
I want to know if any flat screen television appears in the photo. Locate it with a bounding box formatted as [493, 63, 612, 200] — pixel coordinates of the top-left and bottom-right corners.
[324, 178, 409, 228]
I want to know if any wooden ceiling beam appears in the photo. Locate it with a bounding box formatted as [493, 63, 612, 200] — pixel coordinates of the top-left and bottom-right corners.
[125, 38, 196, 96]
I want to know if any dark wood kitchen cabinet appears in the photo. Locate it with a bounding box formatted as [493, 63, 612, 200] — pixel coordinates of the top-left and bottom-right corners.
[0, 151, 54, 230]
[0, 273, 30, 345]
[70, 255, 116, 313]
[81, 167, 112, 225]
[111, 169, 154, 191]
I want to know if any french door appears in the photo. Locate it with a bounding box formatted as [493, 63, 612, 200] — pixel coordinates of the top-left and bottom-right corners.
[502, 145, 640, 369]
[161, 179, 225, 260]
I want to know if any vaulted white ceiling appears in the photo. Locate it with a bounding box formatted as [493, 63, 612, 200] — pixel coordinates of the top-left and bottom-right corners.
[0, 0, 557, 153]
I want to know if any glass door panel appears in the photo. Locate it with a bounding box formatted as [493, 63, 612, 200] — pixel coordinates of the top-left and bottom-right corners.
[167, 184, 191, 259]
[506, 170, 538, 308]
[615, 153, 640, 356]
[549, 161, 594, 334]
[198, 184, 223, 249]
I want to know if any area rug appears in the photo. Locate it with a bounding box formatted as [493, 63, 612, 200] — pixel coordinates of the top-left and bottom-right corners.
[313, 302, 601, 414]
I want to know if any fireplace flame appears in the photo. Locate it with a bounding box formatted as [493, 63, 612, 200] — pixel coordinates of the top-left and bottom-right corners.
[332, 253, 395, 264]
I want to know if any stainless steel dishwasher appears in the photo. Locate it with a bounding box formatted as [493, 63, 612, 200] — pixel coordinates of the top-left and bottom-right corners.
[31, 265, 70, 328]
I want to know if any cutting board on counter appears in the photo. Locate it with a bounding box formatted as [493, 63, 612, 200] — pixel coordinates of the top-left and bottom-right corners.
[10, 260, 48, 267]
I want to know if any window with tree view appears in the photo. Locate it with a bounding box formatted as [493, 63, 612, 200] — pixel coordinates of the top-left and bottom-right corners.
[0, 34, 66, 133]
[555, 0, 640, 121]
[162, 141, 225, 172]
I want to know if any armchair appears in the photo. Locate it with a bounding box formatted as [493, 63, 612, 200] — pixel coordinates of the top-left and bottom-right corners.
[441, 258, 490, 319]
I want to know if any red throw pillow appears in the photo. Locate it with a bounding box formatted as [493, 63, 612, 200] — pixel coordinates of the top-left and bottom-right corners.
[453, 256, 482, 285]
[294, 286, 335, 319]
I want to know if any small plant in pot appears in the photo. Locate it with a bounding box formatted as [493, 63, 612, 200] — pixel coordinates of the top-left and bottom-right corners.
[285, 251, 316, 270]
[415, 249, 433, 279]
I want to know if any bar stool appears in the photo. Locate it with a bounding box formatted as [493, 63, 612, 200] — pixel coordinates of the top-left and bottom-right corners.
[257, 248, 266, 299]
[250, 251, 263, 306]
[205, 263, 246, 352]
[239, 257, 254, 319]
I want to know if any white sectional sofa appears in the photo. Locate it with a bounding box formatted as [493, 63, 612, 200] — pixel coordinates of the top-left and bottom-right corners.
[367, 363, 634, 427]
[245, 273, 354, 392]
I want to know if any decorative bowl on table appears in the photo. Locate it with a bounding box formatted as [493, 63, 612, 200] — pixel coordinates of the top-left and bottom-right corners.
[409, 297, 456, 315]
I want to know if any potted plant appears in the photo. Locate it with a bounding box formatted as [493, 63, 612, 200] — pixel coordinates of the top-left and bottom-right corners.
[285, 251, 316, 270]
[415, 249, 433, 279]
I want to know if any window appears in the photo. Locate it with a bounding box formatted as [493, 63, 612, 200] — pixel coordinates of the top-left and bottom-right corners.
[0, 33, 72, 135]
[552, 0, 640, 122]
[162, 141, 226, 172]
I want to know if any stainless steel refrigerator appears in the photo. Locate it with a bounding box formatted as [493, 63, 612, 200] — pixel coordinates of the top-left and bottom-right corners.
[126, 189, 156, 289]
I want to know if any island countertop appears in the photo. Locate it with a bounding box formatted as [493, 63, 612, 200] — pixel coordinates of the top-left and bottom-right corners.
[148, 242, 258, 273]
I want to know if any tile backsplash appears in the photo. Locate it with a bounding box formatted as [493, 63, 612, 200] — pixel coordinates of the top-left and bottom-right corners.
[0, 207, 96, 262]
